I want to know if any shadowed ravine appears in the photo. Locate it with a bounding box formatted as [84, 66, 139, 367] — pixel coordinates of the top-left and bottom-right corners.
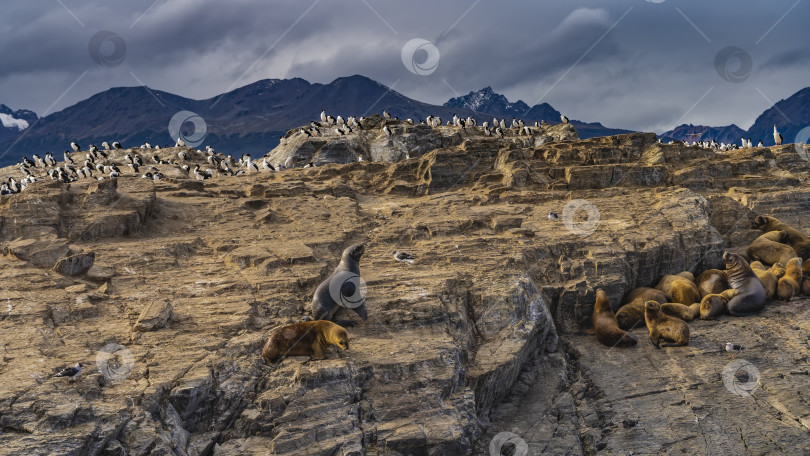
[0, 123, 808, 455]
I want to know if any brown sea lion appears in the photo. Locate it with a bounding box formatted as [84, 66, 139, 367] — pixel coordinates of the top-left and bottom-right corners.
[593, 289, 638, 347]
[777, 257, 803, 301]
[769, 262, 786, 278]
[803, 261, 810, 296]
[661, 302, 700, 321]
[655, 274, 700, 305]
[261, 320, 349, 364]
[696, 269, 729, 298]
[750, 261, 778, 300]
[699, 289, 739, 320]
[615, 287, 669, 330]
[722, 252, 766, 316]
[676, 271, 696, 283]
[746, 230, 798, 267]
[644, 300, 690, 348]
[752, 215, 810, 259]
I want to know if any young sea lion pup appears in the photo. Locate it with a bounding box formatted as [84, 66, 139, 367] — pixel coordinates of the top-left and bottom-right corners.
[644, 301, 690, 348]
[777, 257, 803, 301]
[311, 244, 368, 325]
[593, 289, 638, 347]
[722, 252, 766, 316]
[262, 320, 349, 364]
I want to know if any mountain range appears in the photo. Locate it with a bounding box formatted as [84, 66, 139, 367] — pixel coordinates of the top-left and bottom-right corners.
[0, 76, 630, 166]
[2, 76, 809, 166]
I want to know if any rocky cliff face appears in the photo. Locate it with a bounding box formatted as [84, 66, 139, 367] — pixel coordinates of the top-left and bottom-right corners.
[0, 123, 808, 455]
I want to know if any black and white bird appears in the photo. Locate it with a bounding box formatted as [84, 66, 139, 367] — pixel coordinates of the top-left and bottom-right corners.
[176, 137, 186, 147]
[320, 109, 327, 123]
[560, 115, 569, 124]
[112, 141, 122, 150]
[54, 363, 83, 381]
[724, 343, 744, 359]
[548, 211, 559, 221]
[393, 251, 415, 263]
[773, 125, 783, 146]
[383, 110, 391, 120]
[70, 142, 80, 152]
[383, 125, 392, 137]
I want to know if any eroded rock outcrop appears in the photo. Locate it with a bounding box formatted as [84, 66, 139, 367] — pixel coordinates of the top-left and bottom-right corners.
[0, 127, 808, 455]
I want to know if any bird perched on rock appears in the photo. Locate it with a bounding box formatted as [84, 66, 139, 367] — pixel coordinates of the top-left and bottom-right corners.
[548, 211, 559, 221]
[560, 114, 569, 124]
[54, 363, 83, 381]
[393, 251, 415, 263]
[725, 343, 744, 359]
[773, 125, 783, 146]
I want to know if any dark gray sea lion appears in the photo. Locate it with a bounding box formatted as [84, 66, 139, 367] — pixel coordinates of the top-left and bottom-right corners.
[311, 244, 368, 324]
[722, 252, 766, 316]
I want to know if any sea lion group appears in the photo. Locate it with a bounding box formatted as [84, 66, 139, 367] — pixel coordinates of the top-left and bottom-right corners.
[592, 215, 807, 349]
[261, 244, 368, 364]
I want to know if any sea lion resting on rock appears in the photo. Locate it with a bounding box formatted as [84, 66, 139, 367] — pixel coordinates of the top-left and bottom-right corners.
[777, 257, 803, 301]
[699, 289, 739, 320]
[661, 302, 700, 321]
[746, 230, 798, 267]
[262, 320, 349, 363]
[753, 215, 810, 259]
[615, 287, 669, 330]
[750, 261, 778, 301]
[655, 273, 700, 305]
[644, 301, 690, 348]
[311, 244, 368, 325]
[696, 269, 728, 298]
[722, 252, 766, 316]
[593, 289, 638, 347]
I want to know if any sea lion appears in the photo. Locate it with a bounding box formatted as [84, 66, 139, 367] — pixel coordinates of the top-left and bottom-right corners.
[311, 244, 368, 324]
[644, 300, 690, 348]
[769, 262, 786, 278]
[592, 289, 638, 347]
[661, 302, 700, 321]
[752, 215, 810, 259]
[699, 289, 739, 320]
[261, 320, 349, 364]
[777, 257, 803, 301]
[676, 271, 696, 283]
[615, 287, 669, 330]
[722, 252, 766, 316]
[750, 261, 778, 300]
[746, 230, 798, 266]
[655, 274, 700, 305]
[696, 269, 729, 298]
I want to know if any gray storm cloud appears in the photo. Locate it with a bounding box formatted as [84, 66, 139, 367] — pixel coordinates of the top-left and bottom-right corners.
[0, 0, 808, 133]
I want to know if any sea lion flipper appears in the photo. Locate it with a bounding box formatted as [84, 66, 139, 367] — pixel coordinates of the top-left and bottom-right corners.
[648, 337, 659, 349]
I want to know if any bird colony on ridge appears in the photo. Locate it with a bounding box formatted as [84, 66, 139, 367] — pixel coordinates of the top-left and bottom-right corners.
[0, 107, 788, 197]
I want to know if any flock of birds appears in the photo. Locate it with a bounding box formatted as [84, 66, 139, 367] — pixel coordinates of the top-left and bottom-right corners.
[1, 109, 789, 199]
[658, 124, 785, 151]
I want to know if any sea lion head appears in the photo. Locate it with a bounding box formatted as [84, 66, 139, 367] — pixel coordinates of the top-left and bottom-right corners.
[752, 215, 771, 230]
[594, 288, 610, 312]
[699, 295, 721, 320]
[722, 251, 741, 268]
[644, 300, 660, 312]
[335, 328, 350, 350]
[777, 230, 789, 243]
[345, 244, 365, 261]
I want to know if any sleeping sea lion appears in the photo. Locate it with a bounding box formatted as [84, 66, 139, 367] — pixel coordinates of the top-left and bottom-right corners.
[752, 215, 810, 259]
[746, 230, 798, 266]
[696, 269, 728, 298]
[655, 273, 700, 305]
[615, 287, 669, 330]
[262, 320, 349, 363]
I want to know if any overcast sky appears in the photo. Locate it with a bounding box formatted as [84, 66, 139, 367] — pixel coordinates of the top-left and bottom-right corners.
[1, 0, 808, 133]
